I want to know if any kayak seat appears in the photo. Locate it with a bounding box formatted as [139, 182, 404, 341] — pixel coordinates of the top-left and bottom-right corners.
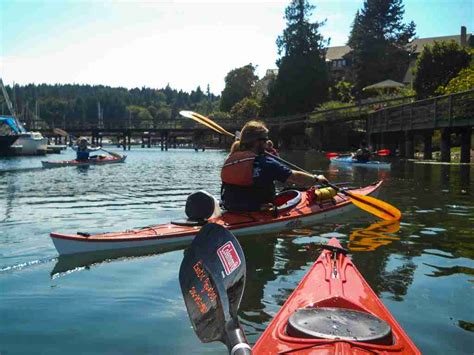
[274, 190, 302, 211]
[171, 190, 220, 227]
[287, 307, 393, 345]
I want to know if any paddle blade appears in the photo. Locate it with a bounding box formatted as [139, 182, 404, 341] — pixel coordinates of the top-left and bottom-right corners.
[179, 223, 246, 343]
[326, 152, 339, 159]
[53, 128, 68, 137]
[376, 149, 391, 156]
[180, 111, 234, 137]
[348, 193, 402, 221]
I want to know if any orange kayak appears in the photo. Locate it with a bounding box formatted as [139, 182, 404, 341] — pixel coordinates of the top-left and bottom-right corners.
[50, 181, 382, 255]
[253, 238, 420, 354]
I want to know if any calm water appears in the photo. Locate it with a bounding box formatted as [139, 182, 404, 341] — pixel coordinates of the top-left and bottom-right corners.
[0, 148, 473, 354]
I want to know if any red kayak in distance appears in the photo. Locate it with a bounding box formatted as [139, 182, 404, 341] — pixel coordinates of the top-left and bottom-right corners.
[42, 154, 126, 168]
[252, 238, 420, 354]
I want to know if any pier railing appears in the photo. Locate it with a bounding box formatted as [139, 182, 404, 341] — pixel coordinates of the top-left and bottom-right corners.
[367, 90, 474, 133]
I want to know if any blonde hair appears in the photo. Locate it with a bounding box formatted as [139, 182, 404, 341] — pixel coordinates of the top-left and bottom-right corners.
[230, 120, 268, 153]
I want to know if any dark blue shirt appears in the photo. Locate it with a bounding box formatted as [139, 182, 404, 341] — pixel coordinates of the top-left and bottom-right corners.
[222, 154, 292, 211]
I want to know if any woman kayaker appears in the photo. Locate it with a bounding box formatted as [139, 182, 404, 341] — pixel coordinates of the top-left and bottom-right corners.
[221, 120, 327, 211]
[73, 137, 101, 161]
[353, 141, 371, 163]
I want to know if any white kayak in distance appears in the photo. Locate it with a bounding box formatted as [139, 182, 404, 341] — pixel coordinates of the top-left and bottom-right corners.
[42, 154, 126, 168]
[330, 156, 391, 169]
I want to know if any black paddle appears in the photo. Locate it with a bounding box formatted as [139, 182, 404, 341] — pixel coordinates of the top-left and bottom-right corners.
[179, 223, 251, 354]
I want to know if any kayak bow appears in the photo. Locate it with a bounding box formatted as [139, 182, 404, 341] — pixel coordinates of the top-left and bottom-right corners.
[50, 181, 382, 255]
[253, 237, 420, 354]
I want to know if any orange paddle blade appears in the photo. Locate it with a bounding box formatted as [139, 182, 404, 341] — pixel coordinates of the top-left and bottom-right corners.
[347, 193, 401, 221]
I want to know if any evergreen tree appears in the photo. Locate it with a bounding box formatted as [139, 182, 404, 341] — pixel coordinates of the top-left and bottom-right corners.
[220, 64, 258, 112]
[348, 0, 416, 93]
[265, 0, 329, 116]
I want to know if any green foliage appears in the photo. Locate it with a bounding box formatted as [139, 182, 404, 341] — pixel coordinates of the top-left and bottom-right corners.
[220, 64, 258, 112]
[317, 101, 352, 111]
[413, 42, 472, 98]
[330, 81, 354, 103]
[265, 0, 329, 116]
[436, 67, 474, 95]
[209, 111, 232, 120]
[230, 97, 261, 119]
[6, 83, 220, 129]
[348, 0, 416, 93]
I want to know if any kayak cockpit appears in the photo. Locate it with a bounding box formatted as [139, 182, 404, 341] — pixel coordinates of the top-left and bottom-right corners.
[287, 306, 393, 345]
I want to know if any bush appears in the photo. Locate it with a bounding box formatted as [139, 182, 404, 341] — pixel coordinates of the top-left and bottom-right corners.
[436, 67, 474, 95]
[230, 97, 261, 119]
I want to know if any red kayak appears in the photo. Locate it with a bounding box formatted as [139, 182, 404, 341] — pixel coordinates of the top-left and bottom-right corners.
[252, 238, 420, 354]
[50, 182, 382, 255]
[42, 154, 126, 168]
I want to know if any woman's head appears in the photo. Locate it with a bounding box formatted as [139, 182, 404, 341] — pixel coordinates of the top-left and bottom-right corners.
[266, 140, 274, 148]
[77, 137, 89, 148]
[239, 120, 269, 153]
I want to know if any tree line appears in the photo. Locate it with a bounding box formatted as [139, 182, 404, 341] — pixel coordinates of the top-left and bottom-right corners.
[0, 83, 219, 129]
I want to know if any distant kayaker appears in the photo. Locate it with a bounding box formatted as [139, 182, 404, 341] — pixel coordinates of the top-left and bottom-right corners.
[221, 120, 327, 211]
[353, 141, 371, 163]
[265, 140, 279, 156]
[73, 137, 101, 161]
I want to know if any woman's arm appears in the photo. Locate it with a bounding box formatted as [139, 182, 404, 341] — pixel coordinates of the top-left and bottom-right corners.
[286, 171, 327, 187]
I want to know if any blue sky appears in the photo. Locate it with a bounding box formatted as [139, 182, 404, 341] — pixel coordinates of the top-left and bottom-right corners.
[1, 0, 473, 93]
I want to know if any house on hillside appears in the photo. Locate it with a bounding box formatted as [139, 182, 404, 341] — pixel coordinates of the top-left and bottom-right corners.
[256, 27, 472, 97]
[325, 26, 473, 86]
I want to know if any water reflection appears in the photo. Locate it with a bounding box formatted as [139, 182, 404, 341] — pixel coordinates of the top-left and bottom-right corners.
[348, 220, 400, 252]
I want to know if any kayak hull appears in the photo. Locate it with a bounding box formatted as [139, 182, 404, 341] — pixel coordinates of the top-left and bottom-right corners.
[42, 155, 126, 168]
[50, 181, 382, 255]
[330, 156, 391, 169]
[253, 238, 420, 354]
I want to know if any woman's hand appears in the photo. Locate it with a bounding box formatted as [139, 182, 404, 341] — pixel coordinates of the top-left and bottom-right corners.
[315, 175, 328, 184]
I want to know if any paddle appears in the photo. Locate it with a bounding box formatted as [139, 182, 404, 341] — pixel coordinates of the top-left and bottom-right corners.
[326, 149, 391, 159]
[179, 223, 251, 354]
[179, 110, 401, 221]
[53, 128, 122, 158]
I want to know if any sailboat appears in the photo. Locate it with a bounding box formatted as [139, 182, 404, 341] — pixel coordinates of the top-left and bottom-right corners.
[1, 79, 48, 155]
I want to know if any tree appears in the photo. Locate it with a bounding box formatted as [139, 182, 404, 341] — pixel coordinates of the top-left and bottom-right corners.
[414, 41, 471, 98]
[348, 0, 416, 93]
[330, 81, 354, 103]
[437, 68, 474, 95]
[220, 64, 258, 112]
[230, 97, 261, 119]
[265, 0, 329, 116]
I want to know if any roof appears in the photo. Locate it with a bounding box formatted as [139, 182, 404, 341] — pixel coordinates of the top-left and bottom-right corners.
[325, 33, 473, 61]
[409, 34, 472, 53]
[326, 45, 352, 61]
[363, 80, 405, 91]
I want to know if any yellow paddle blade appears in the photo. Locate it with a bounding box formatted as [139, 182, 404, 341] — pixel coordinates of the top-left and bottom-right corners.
[180, 111, 235, 137]
[347, 193, 401, 221]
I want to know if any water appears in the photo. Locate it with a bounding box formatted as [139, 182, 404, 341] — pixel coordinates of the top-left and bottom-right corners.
[0, 148, 473, 354]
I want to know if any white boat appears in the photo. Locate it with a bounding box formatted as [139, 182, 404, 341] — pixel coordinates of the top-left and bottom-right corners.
[14, 132, 49, 155]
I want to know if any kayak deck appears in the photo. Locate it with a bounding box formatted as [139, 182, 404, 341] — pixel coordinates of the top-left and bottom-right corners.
[253, 238, 420, 354]
[50, 181, 382, 255]
[42, 155, 126, 168]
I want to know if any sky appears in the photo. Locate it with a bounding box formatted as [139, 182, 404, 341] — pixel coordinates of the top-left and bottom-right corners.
[1, 0, 473, 94]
